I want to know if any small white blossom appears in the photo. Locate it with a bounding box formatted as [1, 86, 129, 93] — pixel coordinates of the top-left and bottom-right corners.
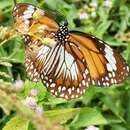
[14, 80, 24, 90]
[104, 0, 112, 8]
[23, 97, 37, 109]
[79, 11, 89, 20]
[85, 125, 99, 130]
[30, 89, 38, 97]
[84, 5, 89, 9]
[90, 1, 98, 8]
[35, 106, 44, 114]
[91, 12, 97, 18]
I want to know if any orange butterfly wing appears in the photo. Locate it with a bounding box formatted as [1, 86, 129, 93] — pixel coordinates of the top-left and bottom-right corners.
[69, 31, 130, 86]
[13, 3, 58, 34]
[13, 3, 58, 82]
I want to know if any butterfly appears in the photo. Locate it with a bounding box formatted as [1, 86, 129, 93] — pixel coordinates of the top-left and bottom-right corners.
[12, 3, 130, 100]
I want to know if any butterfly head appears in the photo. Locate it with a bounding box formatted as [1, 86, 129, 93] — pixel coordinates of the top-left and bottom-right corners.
[55, 20, 69, 44]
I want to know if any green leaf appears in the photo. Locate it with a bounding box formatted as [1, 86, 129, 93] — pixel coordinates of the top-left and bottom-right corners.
[45, 108, 80, 124]
[70, 107, 107, 127]
[100, 95, 125, 123]
[36, 82, 47, 101]
[9, 49, 25, 63]
[2, 115, 29, 130]
[111, 124, 127, 130]
[44, 94, 67, 105]
[21, 80, 47, 100]
[94, 20, 112, 38]
[0, 61, 12, 67]
[0, 71, 10, 78]
[104, 115, 122, 124]
[44, 0, 70, 11]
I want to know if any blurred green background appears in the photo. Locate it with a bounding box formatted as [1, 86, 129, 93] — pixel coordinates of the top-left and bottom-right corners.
[0, 0, 130, 130]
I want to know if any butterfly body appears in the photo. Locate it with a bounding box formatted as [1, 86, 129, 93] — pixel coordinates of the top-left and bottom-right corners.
[54, 21, 69, 44]
[13, 3, 130, 100]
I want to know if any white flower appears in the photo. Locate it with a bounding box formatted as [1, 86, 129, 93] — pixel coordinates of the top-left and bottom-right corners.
[85, 125, 99, 130]
[14, 80, 24, 90]
[91, 12, 97, 18]
[104, 0, 112, 8]
[35, 106, 44, 114]
[23, 97, 37, 109]
[84, 5, 89, 9]
[90, 1, 98, 8]
[79, 11, 89, 20]
[30, 89, 38, 97]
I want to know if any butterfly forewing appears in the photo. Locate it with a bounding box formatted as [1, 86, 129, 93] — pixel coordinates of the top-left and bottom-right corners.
[13, 3, 58, 35]
[13, 3, 58, 82]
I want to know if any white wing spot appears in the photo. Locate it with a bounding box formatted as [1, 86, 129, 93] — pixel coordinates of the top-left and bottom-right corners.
[46, 83, 49, 87]
[72, 86, 75, 91]
[68, 88, 72, 95]
[71, 95, 74, 99]
[107, 63, 113, 71]
[34, 72, 38, 76]
[60, 93, 65, 97]
[65, 95, 69, 99]
[82, 80, 86, 86]
[41, 74, 44, 79]
[50, 83, 56, 88]
[108, 73, 112, 78]
[49, 79, 52, 82]
[92, 80, 95, 85]
[62, 86, 66, 91]
[33, 78, 38, 82]
[50, 89, 54, 93]
[99, 40, 103, 43]
[127, 66, 129, 72]
[85, 69, 89, 75]
[77, 88, 80, 94]
[54, 91, 58, 96]
[58, 86, 62, 93]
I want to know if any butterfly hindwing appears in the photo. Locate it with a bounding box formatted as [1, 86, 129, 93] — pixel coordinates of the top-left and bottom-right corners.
[23, 33, 55, 83]
[39, 42, 90, 99]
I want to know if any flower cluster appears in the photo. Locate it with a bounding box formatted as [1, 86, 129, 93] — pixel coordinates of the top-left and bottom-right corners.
[103, 0, 112, 8]
[78, 0, 112, 20]
[23, 89, 43, 114]
[78, 1, 98, 20]
[14, 80, 24, 90]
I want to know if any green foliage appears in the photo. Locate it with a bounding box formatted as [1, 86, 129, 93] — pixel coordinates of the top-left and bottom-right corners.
[2, 116, 29, 130]
[0, 0, 130, 130]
